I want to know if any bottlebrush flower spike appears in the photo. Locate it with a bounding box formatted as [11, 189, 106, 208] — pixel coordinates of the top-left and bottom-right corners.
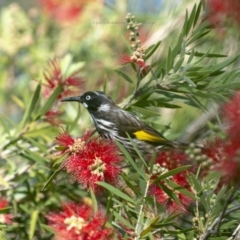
[149, 150, 193, 213]
[204, 138, 240, 186]
[203, 92, 240, 186]
[118, 13, 150, 77]
[45, 110, 63, 126]
[222, 92, 240, 137]
[206, 0, 240, 26]
[43, 58, 84, 100]
[0, 198, 12, 224]
[47, 201, 119, 240]
[38, 0, 93, 24]
[55, 131, 122, 192]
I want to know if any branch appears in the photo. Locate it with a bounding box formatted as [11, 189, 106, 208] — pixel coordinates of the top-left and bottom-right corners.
[200, 188, 238, 240]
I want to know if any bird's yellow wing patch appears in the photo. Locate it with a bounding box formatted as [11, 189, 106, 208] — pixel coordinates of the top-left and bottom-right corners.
[133, 130, 165, 142]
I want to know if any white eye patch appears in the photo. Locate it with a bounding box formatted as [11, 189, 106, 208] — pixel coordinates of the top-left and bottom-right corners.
[86, 95, 91, 100]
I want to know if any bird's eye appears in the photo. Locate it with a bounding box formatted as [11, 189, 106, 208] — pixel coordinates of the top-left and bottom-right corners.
[85, 95, 91, 100]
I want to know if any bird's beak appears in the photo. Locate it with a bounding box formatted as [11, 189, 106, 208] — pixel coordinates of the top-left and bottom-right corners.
[61, 95, 83, 103]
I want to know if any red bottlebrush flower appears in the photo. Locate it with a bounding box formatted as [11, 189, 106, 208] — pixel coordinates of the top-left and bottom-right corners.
[55, 131, 122, 192]
[47, 202, 119, 240]
[0, 199, 12, 224]
[149, 150, 192, 213]
[204, 137, 240, 186]
[38, 0, 91, 24]
[203, 92, 240, 186]
[43, 58, 84, 100]
[118, 54, 132, 65]
[206, 0, 240, 26]
[222, 92, 240, 138]
[118, 53, 150, 77]
[45, 110, 63, 126]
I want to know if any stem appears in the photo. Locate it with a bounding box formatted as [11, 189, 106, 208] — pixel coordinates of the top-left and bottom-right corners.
[123, 69, 141, 109]
[134, 175, 151, 240]
[200, 187, 237, 240]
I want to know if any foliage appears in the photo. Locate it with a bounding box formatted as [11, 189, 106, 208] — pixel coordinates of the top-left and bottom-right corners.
[1, 0, 240, 239]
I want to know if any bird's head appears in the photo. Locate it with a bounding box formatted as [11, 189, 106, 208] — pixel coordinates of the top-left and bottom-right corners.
[61, 91, 115, 112]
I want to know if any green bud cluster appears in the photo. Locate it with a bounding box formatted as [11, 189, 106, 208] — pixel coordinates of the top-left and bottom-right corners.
[185, 143, 212, 166]
[126, 13, 142, 50]
[152, 163, 169, 175]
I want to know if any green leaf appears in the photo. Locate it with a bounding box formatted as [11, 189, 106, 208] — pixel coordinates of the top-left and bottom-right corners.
[157, 182, 182, 206]
[153, 165, 191, 182]
[145, 40, 161, 60]
[90, 188, 98, 214]
[40, 224, 55, 234]
[210, 55, 239, 72]
[126, 133, 147, 166]
[114, 69, 133, 83]
[186, 4, 196, 35]
[0, 115, 10, 134]
[112, 210, 135, 229]
[29, 210, 38, 240]
[186, 30, 210, 46]
[183, 76, 196, 87]
[19, 83, 41, 129]
[187, 173, 202, 194]
[97, 182, 135, 203]
[140, 215, 161, 237]
[115, 141, 147, 180]
[36, 85, 63, 119]
[0, 207, 11, 214]
[22, 149, 48, 163]
[165, 179, 197, 201]
[130, 106, 161, 117]
[41, 169, 61, 191]
[186, 52, 227, 58]
[194, 1, 202, 26]
[166, 46, 173, 73]
[207, 82, 240, 92]
[182, 9, 189, 36]
[174, 57, 185, 73]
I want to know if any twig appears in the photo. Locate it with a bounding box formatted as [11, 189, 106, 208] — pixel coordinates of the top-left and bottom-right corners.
[134, 176, 151, 240]
[200, 188, 238, 240]
[227, 223, 240, 240]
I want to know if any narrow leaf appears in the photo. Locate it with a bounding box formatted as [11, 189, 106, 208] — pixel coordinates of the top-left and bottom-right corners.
[19, 83, 41, 129]
[145, 41, 161, 59]
[194, 1, 202, 26]
[115, 141, 147, 180]
[153, 165, 191, 182]
[97, 182, 135, 203]
[37, 85, 63, 119]
[186, 4, 196, 35]
[115, 69, 133, 83]
[41, 169, 61, 191]
[130, 106, 161, 117]
[29, 210, 39, 240]
[166, 46, 173, 73]
[165, 179, 197, 200]
[90, 188, 98, 214]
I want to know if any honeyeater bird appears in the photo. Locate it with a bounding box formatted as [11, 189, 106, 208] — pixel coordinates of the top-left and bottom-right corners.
[61, 91, 188, 158]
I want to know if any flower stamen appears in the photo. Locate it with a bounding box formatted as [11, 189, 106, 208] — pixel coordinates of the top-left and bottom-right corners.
[64, 215, 87, 234]
[69, 139, 85, 154]
[88, 157, 106, 177]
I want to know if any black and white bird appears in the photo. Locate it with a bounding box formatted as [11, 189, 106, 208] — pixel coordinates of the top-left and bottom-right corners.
[61, 91, 187, 158]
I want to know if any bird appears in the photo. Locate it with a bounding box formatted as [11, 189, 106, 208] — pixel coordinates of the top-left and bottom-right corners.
[61, 91, 188, 158]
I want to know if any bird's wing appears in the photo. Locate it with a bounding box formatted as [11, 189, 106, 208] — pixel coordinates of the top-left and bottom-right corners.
[115, 110, 173, 146]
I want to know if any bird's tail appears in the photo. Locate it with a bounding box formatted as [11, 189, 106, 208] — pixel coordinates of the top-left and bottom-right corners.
[171, 141, 190, 150]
